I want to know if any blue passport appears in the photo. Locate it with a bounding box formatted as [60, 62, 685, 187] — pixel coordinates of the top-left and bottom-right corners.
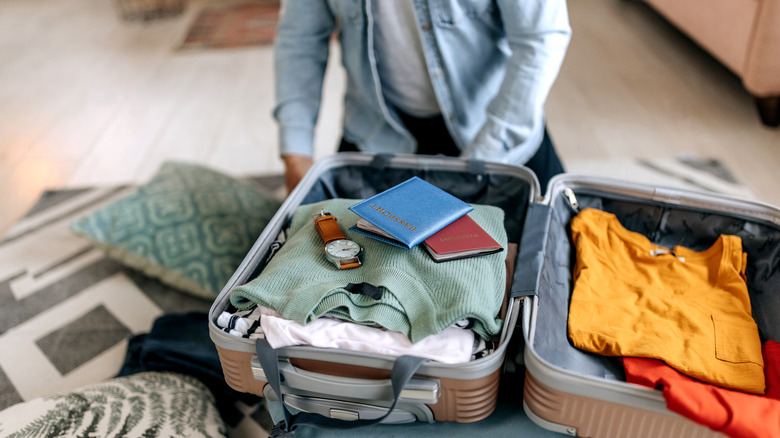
[348, 177, 473, 249]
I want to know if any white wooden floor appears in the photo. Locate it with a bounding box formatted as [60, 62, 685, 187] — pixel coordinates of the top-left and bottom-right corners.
[1, 0, 779, 235]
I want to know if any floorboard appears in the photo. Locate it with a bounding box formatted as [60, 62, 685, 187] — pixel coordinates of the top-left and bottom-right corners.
[1, 0, 778, 235]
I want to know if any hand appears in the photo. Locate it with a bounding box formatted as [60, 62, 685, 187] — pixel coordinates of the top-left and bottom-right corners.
[282, 154, 314, 194]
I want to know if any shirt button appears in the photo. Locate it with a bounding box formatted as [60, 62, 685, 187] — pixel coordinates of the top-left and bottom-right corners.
[421, 22, 432, 31]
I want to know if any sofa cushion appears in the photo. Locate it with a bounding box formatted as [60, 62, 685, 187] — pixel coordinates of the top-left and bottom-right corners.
[643, 0, 757, 74]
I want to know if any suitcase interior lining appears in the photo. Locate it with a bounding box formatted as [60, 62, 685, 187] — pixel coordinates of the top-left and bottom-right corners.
[533, 191, 780, 382]
[239, 162, 534, 339]
[299, 164, 532, 243]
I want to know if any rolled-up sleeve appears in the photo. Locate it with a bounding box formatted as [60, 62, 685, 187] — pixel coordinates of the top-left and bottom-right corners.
[273, 0, 336, 157]
[462, 0, 571, 165]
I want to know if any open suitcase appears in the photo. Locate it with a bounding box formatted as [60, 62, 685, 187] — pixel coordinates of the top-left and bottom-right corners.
[208, 152, 780, 436]
[208, 153, 538, 426]
[520, 174, 780, 437]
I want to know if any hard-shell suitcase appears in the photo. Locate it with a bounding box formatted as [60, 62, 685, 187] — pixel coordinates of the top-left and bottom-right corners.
[519, 174, 780, 437]
[208, 153, 539, 425]
[209, 152, 780, 435]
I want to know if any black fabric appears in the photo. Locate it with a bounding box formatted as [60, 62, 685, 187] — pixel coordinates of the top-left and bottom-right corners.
[525, 128, 564, 195]
[338, 115, 563, 194]
[337, 138, 362, 153]
[344, 282, 384, 300]
[397, 112, 461, 157]
[117, 312, 261, 427]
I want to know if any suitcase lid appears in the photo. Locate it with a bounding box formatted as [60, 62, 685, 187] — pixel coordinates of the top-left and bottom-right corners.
[519, 172, 780, 404]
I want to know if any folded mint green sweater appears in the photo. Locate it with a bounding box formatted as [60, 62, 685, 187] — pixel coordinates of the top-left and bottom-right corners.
[229, 198, 507, 343]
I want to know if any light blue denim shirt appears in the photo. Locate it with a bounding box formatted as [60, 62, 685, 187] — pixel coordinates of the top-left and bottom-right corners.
[274, 0, 571, 165]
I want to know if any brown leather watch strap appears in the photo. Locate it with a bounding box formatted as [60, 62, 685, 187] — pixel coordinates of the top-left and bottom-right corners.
[338, 261, 361, 270]
[314, 214, 347, 244]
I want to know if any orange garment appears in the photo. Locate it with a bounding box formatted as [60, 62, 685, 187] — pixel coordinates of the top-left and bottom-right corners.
[568, 208, 764, 394]
[623, 341, 780, 438]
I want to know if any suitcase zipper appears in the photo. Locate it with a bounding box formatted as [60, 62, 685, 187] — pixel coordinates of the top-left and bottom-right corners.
[563, 187, 579, 213]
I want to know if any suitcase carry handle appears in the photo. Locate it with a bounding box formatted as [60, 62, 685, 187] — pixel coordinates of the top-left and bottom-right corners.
[256, 338, 428, 433]
[250, 357, 440, 404]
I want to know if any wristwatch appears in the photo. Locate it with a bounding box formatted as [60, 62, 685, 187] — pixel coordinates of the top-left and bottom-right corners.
[314, 210, 363, 269]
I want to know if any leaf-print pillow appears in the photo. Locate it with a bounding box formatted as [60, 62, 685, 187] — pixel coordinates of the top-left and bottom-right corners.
[0, 372, 227, 438]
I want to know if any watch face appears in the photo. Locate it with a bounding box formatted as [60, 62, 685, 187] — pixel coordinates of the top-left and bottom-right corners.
[326, 239, 361, 259]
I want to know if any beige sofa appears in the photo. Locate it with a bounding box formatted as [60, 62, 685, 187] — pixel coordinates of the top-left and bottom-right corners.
[642, 0, 780, 126]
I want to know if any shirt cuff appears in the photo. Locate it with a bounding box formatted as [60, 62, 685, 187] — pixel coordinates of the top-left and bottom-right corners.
[462, 115, 546, 165]
[278, 126, 316, 158]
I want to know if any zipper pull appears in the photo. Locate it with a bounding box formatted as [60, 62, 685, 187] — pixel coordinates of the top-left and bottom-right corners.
[564, 187, 580, 213]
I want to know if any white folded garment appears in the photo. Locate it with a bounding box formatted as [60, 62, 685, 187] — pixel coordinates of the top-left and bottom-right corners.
[261, 314, 483, 364]
[217, 306, 487, 364]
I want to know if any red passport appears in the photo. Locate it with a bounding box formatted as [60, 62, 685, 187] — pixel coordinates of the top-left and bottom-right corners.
[422, 214, 503, 262]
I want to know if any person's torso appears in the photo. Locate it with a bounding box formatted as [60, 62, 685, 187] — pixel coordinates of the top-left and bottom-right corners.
[372, 0, 439, 118]
[324, 0, 509, 153]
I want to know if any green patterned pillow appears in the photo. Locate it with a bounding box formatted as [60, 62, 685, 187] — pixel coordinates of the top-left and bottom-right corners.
[0, 372, 227, 438]
[70, 162, 282, 299]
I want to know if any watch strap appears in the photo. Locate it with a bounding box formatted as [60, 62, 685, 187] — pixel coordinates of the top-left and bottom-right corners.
[338, 261, 361, 270]
[314, 215, 347, 244]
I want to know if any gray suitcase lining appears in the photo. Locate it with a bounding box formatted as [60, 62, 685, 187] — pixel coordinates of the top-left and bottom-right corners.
[299, 164, 532, 242]
[531, 188, 780, 382]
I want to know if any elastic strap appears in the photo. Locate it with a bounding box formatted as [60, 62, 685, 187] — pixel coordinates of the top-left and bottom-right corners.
[511, 203, 552, 298]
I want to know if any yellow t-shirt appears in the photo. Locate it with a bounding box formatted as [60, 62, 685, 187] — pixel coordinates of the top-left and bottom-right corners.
[568, 208, 765, 394]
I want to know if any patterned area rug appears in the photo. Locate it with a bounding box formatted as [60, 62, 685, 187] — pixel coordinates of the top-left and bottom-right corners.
[0, 175, 284, 437]
[180, 1, 280, 50]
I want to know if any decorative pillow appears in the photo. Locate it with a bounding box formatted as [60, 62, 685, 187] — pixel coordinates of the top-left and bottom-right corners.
[0, 372, 227, 438]
[69, 161, 282, 299]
